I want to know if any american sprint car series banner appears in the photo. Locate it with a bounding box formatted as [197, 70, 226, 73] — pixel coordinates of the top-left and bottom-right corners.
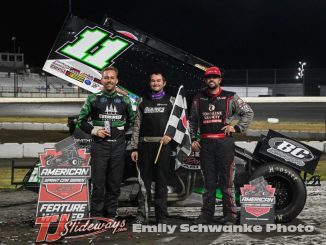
[35, 137, 91, 223]
[43, 15, 214, 103]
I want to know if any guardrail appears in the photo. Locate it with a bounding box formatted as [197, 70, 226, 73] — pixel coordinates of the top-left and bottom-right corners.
[0, 122, 69, 131]
[0, 98, 87, 103]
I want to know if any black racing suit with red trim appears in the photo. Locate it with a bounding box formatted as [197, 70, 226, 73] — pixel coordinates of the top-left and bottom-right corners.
[130, 94, 175, 221]
[189, 88, 254, 221]
[77, 90, 134, 217]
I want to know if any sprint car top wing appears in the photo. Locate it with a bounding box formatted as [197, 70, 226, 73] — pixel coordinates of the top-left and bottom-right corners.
[43, 15, 214, 101]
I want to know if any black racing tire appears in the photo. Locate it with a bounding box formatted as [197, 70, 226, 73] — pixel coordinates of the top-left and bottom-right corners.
[250, 163, 306, 223]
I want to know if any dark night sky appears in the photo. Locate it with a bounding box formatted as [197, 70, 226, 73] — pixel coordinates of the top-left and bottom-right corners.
[1, 0, 326, 69]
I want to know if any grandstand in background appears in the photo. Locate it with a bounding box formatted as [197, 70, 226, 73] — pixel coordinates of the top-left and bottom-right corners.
[0, 72, 89, 98]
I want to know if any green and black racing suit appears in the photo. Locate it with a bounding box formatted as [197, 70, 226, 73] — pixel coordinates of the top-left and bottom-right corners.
[77, 90, 134, 217]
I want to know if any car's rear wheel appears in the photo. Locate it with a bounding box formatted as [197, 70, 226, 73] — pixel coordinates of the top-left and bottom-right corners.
[250, 163, 306, 223]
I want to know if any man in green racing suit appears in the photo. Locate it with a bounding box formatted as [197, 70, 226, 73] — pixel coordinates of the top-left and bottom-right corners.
[77, 66, 134, 218]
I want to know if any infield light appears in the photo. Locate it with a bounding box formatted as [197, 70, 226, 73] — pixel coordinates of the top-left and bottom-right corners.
[295, 61, 306, 79]
[295, 61, 306, 95]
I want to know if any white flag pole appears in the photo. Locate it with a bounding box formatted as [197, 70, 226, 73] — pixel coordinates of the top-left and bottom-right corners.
[154, 141, 164, 164]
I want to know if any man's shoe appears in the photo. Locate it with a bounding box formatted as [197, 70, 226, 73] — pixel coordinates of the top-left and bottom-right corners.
[224, 220, 236, 225]
[103, 213, 118, 222]
[90, 219, 101, 225]
[219, 216, 237, 225]
[156, 217, 168, 225]
[192, 214, 213, 225]
[134, 215, 148, 225]
[106, 216, 117, 222]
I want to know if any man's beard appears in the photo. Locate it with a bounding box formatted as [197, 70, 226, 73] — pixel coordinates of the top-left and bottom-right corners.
[207, 82, 218, 90]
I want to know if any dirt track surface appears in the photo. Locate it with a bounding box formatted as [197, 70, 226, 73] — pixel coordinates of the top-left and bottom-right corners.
[0, 183, 325, 245]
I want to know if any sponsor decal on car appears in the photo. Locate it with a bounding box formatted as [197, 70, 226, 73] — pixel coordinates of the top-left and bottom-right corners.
[181, 153, 201, 170]
[267, 137, 314, 167]
[58, 26, 134, 70]
[258, 130, 321, 174]
[84, 79, 92, 85]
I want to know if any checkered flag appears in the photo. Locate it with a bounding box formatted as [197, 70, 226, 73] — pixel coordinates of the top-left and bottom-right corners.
[165, 85, 191, 169]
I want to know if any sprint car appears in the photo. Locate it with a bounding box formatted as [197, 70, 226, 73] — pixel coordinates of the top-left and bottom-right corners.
[22, 127, 321, 223]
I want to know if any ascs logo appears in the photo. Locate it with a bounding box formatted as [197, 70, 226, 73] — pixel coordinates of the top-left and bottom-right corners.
[267, 137, 314, 167]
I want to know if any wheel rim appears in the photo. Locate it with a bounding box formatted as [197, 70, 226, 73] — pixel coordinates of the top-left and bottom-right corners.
[265, 175, 293, 211]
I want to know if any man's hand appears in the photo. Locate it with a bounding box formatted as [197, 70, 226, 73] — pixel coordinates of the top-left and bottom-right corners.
[191, 141, 201, 152]
[160, 135, 172, 145]
[96, 128, 110, 138]
[131, 151, 138, 163]
[221, 125, 235, 136]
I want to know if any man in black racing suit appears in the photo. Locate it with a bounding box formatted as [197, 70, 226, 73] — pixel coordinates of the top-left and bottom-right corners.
[190, 66, 254, 225]
[130, 72, 175, 224]
[77, 66, 134, 218]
